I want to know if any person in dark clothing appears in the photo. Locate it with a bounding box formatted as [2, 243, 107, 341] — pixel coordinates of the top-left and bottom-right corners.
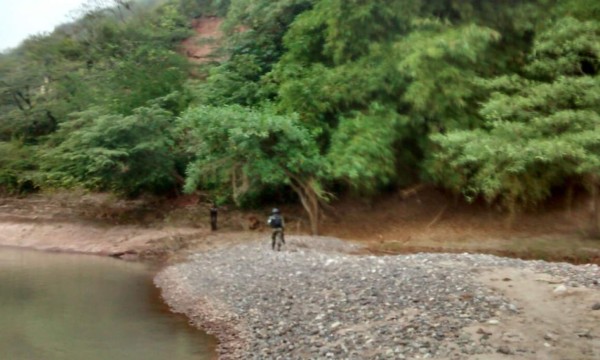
[267, 208, 285, 250]
[209, 203, 218, 231]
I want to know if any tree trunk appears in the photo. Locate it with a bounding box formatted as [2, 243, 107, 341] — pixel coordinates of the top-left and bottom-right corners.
[565, 180, 574, 216]
[592, 177, 600, 237]
[504, 197, 517, 230]
[231, 163, 249, 205]
[288, 176, 321, 235]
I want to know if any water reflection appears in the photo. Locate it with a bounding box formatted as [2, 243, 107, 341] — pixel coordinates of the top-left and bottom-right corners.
[0, 247, 215, 360]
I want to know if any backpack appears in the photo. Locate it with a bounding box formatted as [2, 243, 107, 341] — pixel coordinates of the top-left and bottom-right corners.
[269, 215, 282, 228]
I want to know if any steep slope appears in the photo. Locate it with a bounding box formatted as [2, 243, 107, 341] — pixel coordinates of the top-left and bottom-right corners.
[181, 17, 224, 63]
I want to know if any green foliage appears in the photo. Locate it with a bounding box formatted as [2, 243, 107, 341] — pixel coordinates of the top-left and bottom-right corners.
[555, 0, 600, 21]
[312, 0, 419, 65]
[327, 103, 402, 193]
[43, 106, 179, 195]
[0, 0, 193, 196]
[188, 54, 266, 106]
[526, 16, 600, 78]
[189, 0, 314, 107]
[0, 141, 40, 195]
[395, 21, 501, 129]
[176, 0, 231, 17]
[272, 6, 505, 193]
[273, 54, 400, 127]
[0, 0, 192, 136]
[224, 0, 313, 37]
[177, 104, 325, 203]
[1, 0, 598, 215]
[430, 17, 600, 212]
[225, 0, 315, 66]
[107, 46, 189, 114]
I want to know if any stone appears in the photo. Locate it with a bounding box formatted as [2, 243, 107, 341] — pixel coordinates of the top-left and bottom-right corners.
[553, 285, 567, 295]
[497, 345, 513, 355]
[576, 330, 593, 339]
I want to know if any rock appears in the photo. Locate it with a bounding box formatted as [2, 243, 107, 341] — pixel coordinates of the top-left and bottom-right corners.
[155, 237, 600, 359]
[576, 330, 593, 339]
[477, 328, 493, 337]
[592, 303, 600, 311]
[553, 284, 567, 294]
[501, 331, 524, 343]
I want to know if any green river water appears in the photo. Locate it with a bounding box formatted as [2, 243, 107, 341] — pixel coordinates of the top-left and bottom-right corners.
[0, 247, 216, 360]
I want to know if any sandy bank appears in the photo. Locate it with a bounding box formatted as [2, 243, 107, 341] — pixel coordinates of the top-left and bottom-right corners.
[0, 217, 206, 258]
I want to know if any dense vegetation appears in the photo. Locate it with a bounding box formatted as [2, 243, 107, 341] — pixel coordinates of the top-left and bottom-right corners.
[1, 0, 598, 234]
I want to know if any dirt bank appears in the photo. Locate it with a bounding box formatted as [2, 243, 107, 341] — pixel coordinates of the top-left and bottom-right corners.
[2, 188, 600, 264]
[0, 219, 202, 257]
[0, 193, 219, 259]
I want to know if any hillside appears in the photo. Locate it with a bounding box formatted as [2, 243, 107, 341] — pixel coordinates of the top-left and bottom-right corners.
[181, 16, 224, 63]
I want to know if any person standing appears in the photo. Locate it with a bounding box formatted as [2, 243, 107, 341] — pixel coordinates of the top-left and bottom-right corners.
[267, 208, 285, 250]
[210, 203, 218, 231]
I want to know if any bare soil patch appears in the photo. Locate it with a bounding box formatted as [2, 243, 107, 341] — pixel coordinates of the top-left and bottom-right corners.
[181, 17, 224, 64]
[320, 186, 600, 265]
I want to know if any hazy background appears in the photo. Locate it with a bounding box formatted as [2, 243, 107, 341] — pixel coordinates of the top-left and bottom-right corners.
[0, 0, 87, 51]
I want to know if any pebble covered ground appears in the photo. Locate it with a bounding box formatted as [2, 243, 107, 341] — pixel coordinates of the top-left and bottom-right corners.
[155, 236, 600, 359]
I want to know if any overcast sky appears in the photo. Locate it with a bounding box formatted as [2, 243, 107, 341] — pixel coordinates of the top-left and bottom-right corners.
[0, 0, 88, 51]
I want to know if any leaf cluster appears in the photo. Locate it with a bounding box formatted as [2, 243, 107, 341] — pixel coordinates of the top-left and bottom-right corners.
[430, 17, 600, 211]
[177, 104, 325, 203]
[43, 106, 179, 196]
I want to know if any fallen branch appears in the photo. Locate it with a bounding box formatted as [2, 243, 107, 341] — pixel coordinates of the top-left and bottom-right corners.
[399, 184, 425, 203]
[426, 204, 448, 229]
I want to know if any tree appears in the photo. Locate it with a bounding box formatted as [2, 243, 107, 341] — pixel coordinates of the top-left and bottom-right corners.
[327, 103, 403, 193]
[107, 46, 189, 114]
[43, 106, 179, 195]
[188, 0, 315, 107]
[177, 105, 328, 234]
[394, 21, 501, 131]
[430, 17, 600, 230]
[272, 8, 503, 191]
[0, 141, 39, 195]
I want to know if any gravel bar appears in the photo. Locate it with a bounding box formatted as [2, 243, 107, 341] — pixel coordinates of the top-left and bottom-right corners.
[155, 236, 600, 359]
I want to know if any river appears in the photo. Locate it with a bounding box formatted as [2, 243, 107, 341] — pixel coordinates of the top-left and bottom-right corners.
[0, 247, 216, 360]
